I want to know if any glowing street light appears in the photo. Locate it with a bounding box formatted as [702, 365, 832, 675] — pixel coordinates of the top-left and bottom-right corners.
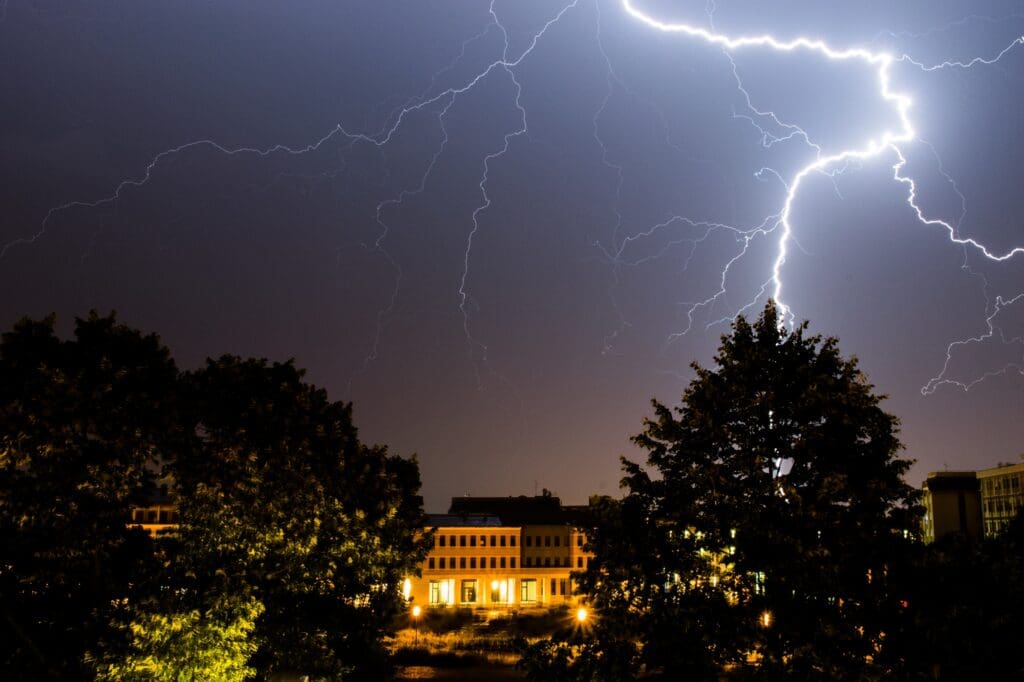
[411, 604, 422, 646]
[760, 610, 772, 628]
[576, 607, 588, 624]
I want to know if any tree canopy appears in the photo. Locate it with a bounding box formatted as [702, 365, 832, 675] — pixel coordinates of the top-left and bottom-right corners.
[524, 301, 921, 680]
[0, 313, 429, 680]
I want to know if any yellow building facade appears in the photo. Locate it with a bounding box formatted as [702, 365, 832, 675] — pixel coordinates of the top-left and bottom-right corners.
[407, 497, 594, 610]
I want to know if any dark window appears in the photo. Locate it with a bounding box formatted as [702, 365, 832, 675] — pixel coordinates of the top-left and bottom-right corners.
[133, 510, 143, 522]
[148, 511, 158, 522]
[439, 558, 445, 569]
[544, 557, 551, 567]
[490, 557, 496, 569]
[510, 558, 516, 568]
[500, 536, 506, 547]
[491, 535, 496, 547]
[560, 579, 567, 595]
[460, 535, 467, 547]
[510, 536, 516, 547]
[551, 578, 557, 596]
[577, 557, 583, 568]
[481, 535, 487, 546]
[525, 536, 532, 547]
[460, 558, 466, 569]
[554, 536, 560, 547]
[450, 535, 455, 546]
[500, 557, 506, 568]
[439, 535, 446, 547]
[576, 535, 583, 547]
[159, 510, 169, 523]
[470, 558, 476, 569]
[429, 558, 435, 569]
[470, 535, 476, 547]
[545, 536, 551, 547]
[524, 557, 531, 567]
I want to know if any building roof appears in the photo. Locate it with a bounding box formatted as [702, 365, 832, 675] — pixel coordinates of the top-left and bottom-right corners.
[923, 471, 979, 492]
[448, 495, 582, 525]
[426, 513, 505, 528]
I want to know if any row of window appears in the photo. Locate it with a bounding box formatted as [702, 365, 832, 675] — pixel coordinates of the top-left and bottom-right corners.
[436, 534, 517, 548]
[427, 577, 571, 605]
[429, 556, 518, 570]
[131, 509, 177, 524]
[427, 555, 589, 570]
[983, 475, 1021, 495]
[984, 496, 1023, 517]
[434, 533, 587, 549]
[524, 556, 587, 568]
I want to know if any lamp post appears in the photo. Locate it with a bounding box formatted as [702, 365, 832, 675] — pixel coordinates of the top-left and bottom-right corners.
[412, 605, 422, 646]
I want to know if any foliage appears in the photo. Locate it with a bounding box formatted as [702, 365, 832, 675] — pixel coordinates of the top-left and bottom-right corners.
[0, 314, 430, 680]
[171, 356, 432, 680]
[525, 302, 921, 680]
[90, 597, 263, 682]
[0, 313, 180, 679]
[886, 511, 1024, 679]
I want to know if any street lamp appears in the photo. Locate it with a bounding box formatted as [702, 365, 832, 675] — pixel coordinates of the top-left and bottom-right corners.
[576, 607, 588, 624]
[412, 605, 422, 646]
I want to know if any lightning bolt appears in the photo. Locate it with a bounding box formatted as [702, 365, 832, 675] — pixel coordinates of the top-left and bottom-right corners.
[5, 0, 1024, 399]
[618, 0, 1024, 390]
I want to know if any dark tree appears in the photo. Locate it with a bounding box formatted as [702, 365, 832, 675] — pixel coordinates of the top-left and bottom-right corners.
[0, 313, 180, 679]
[525, 302, 920, 680]
[168, 356, 431, 680]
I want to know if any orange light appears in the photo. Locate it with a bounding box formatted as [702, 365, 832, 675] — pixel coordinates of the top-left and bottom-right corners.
[576, 607, 588, 623]
[412, 605, 422, 618]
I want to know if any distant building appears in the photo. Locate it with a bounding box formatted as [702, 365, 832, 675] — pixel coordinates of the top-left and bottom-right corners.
[921, 460, 1024, 542]
[921, 472, 982, 543]
[405, 496, 594, 609]
[129, 501, 178, 538]
[977, 461, 1024, 538]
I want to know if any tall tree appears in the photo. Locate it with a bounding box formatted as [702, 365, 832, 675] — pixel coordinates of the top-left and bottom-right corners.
[170, 356, 430, 680]
[0, 313, 180, 679]
[525, 302, 920, 680]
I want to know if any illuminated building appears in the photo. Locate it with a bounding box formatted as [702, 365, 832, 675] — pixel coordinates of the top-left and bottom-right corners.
[922, 460, 1024, 541]
[406, 496, 594, 609]
[977, 462, 1024, 538]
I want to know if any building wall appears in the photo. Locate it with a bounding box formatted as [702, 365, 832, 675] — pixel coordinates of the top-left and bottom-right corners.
[978, 463, 1024, 538]
[921, 472, 982, 543]
[408, 523, 593, 609]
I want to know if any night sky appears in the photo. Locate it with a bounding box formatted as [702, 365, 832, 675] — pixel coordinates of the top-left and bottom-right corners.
[3, 1, 1024, 511]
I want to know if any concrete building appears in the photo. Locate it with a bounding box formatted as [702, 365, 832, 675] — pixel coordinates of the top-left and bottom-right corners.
[922, 460, 1024, 542]
[406, 496, 594, 610]
[977, 461, 1024, 538]
[921, 472, 982, 543]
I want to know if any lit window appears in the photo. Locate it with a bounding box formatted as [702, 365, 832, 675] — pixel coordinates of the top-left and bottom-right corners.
[521, 579, 537, 603]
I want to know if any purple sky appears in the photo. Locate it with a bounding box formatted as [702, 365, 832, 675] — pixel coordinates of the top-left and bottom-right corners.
[3, 1, 1024, 510]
